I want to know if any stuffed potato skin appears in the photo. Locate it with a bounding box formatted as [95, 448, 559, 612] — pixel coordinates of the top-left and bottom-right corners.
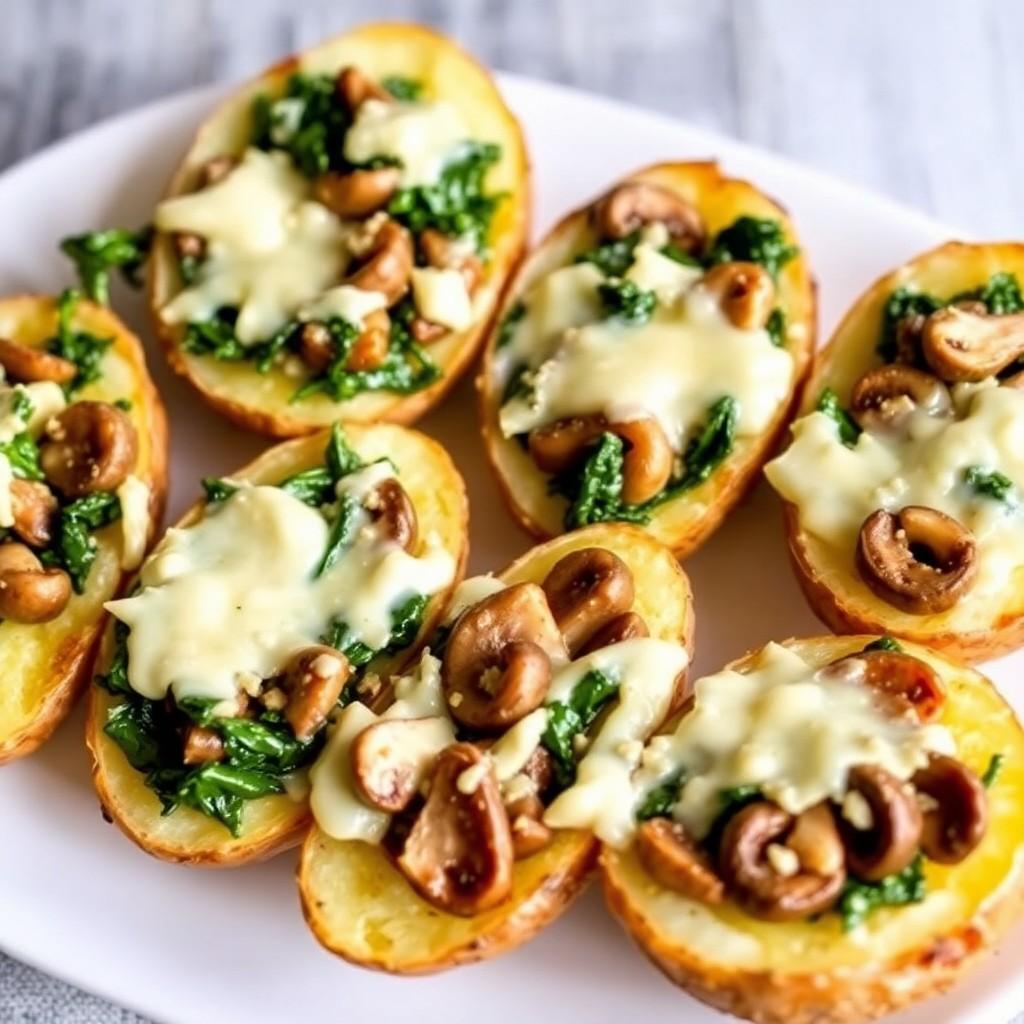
[85, 423, 468, 866]
[478, 161, 816, 556]
[298, 523, 695, 972]
[148, 22, 530, 438]
[780, 242, 1024, 662]
[601, 634, 1024, 1024]
[0, 295, 167, 764]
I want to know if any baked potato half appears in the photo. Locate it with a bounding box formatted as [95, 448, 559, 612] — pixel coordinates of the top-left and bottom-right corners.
[767, 242, 1024, 661]
[478, 161, 815, 556]
[601, 634, 1024, 1024]
[0, 293, 167, 763]
[86, 421, 468, 866]
[148, 22, 529, 437]
[299, 523, 695, 973]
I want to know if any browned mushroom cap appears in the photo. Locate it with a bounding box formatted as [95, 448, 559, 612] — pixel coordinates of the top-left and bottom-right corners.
[828, 649, 945, 722]
[718, 802, 846, 921]
[314, 167, 401, 219]
[364, 477, 418, 553]
[542, 547, 635, 655]
[505, 791, 554, 859]
[636, 817, 725, 904]
[346, 309, 391, 372]
[335, 66, 391, 109]
[297, 322, 335, 374]
[347, 219, 414, 306]
[922, 305, 1024, 381]
[0, 338, 77, 384]
[351, 716, 450, 813]
[520, 744, 555, 796]
[857, 506, 977, 615]
[850, 365, 952, 431]
[700, 262, 775, 331]
[840, 764, 922, 881]
[281, 646, 352, 741]
[912, 753, 988, 864]
[591, 182, 705, 253]
[182, 724, 225, 765]
[396, 742, 514, 916]
[442, 583, 565, 731]
[40, 401, 138, 497]
[577, 610, 649, 656]
[0, 542, 72, 623]
[9, 479, 57, 548]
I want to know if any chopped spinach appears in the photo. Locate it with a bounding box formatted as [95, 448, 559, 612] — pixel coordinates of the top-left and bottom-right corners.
[575, 232, 643, 278]
[863, 636, 903, 653]
[182, 311, 249, 361]
[982, 752, 1005, 788]
[44, 491, 122, 593]
[95, 621, 132, 695]
[669, 395, 737, 493]
[325, 421, 365, 480]
[48, 289, 113, 394]
[153, 763, 284, 836]
[598, 279, 657, 325]
[706, 217, 797, 279]
[964, 466, 1015, 504]
[839, 856, 926, 931]
[201, 477, 240, 504]
[60, 226, 152, 306]
[381, 76, 423, 101]
[496, 300, 526, 349]
[954, 271, 1024, 315]
[766, 308, 786, 347]
[321, 592, 430, 670]
[636, 769, 687, 822]
[315, 493, 361, 577]
[0, 432, 44, 481]
[103, 699, 161, 771]
[817, 387, 861, 447]
[718, 784, 762, 815]
[542, 669, 620, 787]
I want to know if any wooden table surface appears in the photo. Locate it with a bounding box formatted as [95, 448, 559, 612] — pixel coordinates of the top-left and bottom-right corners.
[2, 0, 1022, 1021]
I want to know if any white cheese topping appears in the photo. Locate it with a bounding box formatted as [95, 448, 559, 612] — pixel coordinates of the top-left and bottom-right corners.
[635, 643, 952, 842]
[105, 483, 454, 705]
[410, 267, 473, 331]
[0, 453, 14, 529]
[489, 707, 549, 782]
[0, 381, 66, 443]
[298, 285, 387, 327]
[156, 148, 349, 343]
[765, 383, 1024, 608]
[625, 241, 703, 304]
[115, 474, 151, 571]
[343, 99, 468, 188]
[441, 574, 506, 625]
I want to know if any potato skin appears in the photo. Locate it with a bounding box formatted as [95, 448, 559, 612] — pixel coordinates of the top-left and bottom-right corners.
[780, 241, 1024, 663]
[86, 423, 468, 867]
[477, 161, 816, 557]
[0, 295, 167, 764]
[298, 522, 695, 971]
[148, 22, 530, 438]
[600, 634, 1024, 1024]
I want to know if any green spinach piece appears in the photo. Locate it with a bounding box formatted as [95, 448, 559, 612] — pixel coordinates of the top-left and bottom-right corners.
[636, 770, 687, 822]
[766, 308, 786, 347]
[48, 289, 113, 394]
[103, 699, 161, 771]
[877, 287, 941, 362]
[817, 387, 861, 447]
[575, 232, 642, 278]
[553, 433, 652, 530]
[542, 669, 620, 787]
[670, 395, 737, 493]
[321, 592, 430, 673]
[44, 491, 122, 593]
[982, 752, 1004, 788]
[496, 301, 526, 349]
[954, 271, 1024, 315]
[706, 217, 797, 279]
[325, 421, 365, 479]
[839, 856, 926, 931]
[201, 477, 240, 504]
[598, 279, 657, 325]
[315, 493, 360, 577]
[60, 227, 152, 306]
[964, 466, 1015, 504]
[863, 636, 903, 653]
[381, 76, 423, 101]
[0, 432, 44, 481]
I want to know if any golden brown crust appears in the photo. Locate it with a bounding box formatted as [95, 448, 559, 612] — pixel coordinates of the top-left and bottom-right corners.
[85, 422, 469, 866]
[148, 21, 530, 437]
[600, 634, 1024, 1024]
[780, 241, 1024, 663]
[0, 295, 167, 764]
[298, 523, 695, 970]
[477, 161, 816, 556]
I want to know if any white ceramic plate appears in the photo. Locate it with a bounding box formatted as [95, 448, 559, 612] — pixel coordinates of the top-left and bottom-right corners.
[0, 72, 1020, 1024]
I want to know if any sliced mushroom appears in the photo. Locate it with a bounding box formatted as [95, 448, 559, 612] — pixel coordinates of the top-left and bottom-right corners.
[636, 817, 725, 904]
[850, 365, 952, 431]
[365, 477, 418, 552]
[520, 744, 555, 796]
[314, 167, 401, 219]
[542, 547, 635, 654]
[922, 305, 1024, 381]
[0, 338, 76, 384]
[828, 649, 945, 722]
[912, 753, 987, 864]
[700, 262, 775, 331]
[182, 724, 224, 765]
[718, 801, 846, 921]
[577, 610, 649, 655]
[505, 791, 553, 859]
[40, 401, 138, 497]
[347, 218, 413, 306]
[527, 414, 673, 506]
[335, 66, 391, 109]
[420, 228, 484, 293]
[442, 583, 565, 731]
[346, 309, 391, 371]
[396, 742, 514, 916]
[10, 480, 57, 548]
[0, 542, 72, 623]
[297, 321, 335, 374]
[840, 764, 922, 881]
[351, 716, 452, 813]
[281, 646, 351, 740]
[857, 506, 977, 615]
[591, 182, 705, 253]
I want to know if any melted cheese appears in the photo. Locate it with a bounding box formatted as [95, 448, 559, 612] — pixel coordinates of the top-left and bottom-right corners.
[489, 707, 548, 781]
[543, 638, 689, 846]
[441, 574, 506, 625]
[499, 277, 793, 450]
[156, 148, 349, 343]
[0, 381, 66, 443]
[115, 474, 150, 571]
[0, 453, 13, 528]
[343, 99, 468, 188]
[636, 643, 952, 842]
[410, 267, 473, 331]
[765, 383, 1024, 605]
[299, 285, 387, 326]
[105, 484, 454, 704]
[626, 242, 703, 303]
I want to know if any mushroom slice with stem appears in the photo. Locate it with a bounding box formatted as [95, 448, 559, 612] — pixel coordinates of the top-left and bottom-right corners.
[591, 182, 705, 253]
[922, 305, 1024, 382]
[334, 66, 391, 110]
[636, 818, 725, 904]
[0, 542, 72, 623]
[9, 480, 58, 549]
[346, 218, 414, 306]
[577, 610, 649, 656]
[395, 742, 514, 916]
[281, 646, 352, 741]
[505, 791, 553, 860]
[912, 752, 988, 864]
[700, 262, 775, 331]
[850, 365, 952, 432]
[826, 649, 945, 722]
[856, 506, 977, 615]
[314, 167, 401, 219]
[40, 401, 138, 497]
[0, 338, 76, 384]
[365, 477, 418, 552]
